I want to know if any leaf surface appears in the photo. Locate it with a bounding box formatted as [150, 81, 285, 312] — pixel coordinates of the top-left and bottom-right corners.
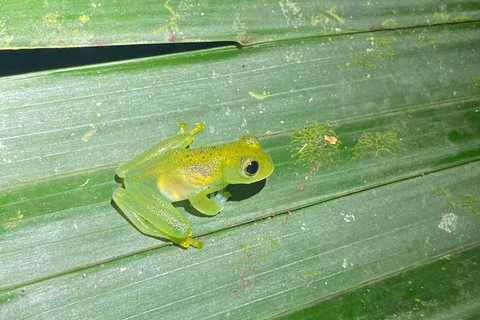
[1, 1, 480, 319]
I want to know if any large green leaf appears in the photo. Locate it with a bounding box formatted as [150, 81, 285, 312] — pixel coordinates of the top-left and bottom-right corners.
[1, 0, 480, 318]
[2, 0, 480, 47]
[277, 244, 480, 319]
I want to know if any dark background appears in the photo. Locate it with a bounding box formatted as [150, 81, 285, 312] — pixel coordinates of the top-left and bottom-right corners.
[0, 42, 236, 78]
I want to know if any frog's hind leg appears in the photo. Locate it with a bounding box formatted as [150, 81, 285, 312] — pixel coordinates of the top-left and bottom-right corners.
[113, 188, 203, 248]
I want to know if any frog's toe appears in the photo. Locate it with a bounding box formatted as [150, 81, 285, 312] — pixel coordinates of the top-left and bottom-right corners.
[178, 122, 187, 133]
[178, 235, 203, 249]
[177, 122, 204, 135]
[186, 237, 204, 249]
[188, 123, 204, 135]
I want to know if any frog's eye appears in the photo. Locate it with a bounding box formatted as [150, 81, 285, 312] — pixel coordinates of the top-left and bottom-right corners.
[244, 160, 259, 176]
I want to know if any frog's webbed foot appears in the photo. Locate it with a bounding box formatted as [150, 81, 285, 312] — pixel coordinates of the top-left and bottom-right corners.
[178, 122, 204, 135]
[182, 235, 204, 249]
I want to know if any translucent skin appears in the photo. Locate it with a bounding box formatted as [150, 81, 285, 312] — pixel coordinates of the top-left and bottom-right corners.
[113, 123, 274, 249]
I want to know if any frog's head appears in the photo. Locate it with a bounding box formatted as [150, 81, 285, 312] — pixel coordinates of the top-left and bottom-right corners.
[222, 135, 274, 184]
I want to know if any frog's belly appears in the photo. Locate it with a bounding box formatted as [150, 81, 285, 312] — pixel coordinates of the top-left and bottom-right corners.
[157, 175, 197, 202]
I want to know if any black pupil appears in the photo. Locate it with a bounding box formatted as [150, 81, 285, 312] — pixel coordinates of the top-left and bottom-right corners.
[245, 161, 259, 175]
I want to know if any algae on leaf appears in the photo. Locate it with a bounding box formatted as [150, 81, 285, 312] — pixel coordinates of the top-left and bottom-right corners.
[437, 187, 480, 220]
[290, 121, 342, 175]
[349, 132, 402, 164]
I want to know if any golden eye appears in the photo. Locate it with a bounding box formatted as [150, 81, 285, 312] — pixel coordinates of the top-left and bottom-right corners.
[244, 161, 259, 176]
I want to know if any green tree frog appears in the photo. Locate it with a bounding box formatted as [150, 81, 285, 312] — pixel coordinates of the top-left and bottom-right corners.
[113, 122, 274, 249]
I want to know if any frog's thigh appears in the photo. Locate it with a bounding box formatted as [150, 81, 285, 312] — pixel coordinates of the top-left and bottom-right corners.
[190, 188, 230, 216]
[113, 188, 191, 240]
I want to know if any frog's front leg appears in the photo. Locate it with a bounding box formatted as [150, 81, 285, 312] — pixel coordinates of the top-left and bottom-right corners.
[116, 122, 204, 178]
[189, 187, 232, 216]
[113, 187, 203, 248]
